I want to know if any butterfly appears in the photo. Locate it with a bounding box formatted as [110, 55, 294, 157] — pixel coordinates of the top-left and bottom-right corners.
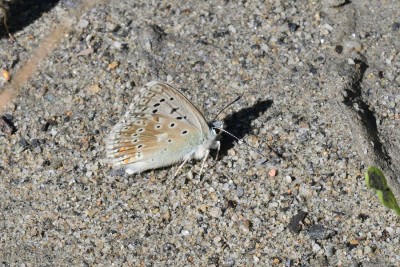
[106, 81, 223, 175]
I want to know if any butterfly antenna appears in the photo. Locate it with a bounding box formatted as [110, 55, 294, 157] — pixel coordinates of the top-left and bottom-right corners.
[213, 93, 244, 121]
[213, 126, 284, 160]
[213, 127, 262, 157]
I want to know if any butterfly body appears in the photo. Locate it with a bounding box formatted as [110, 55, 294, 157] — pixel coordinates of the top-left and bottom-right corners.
[106, 81, 221, 175]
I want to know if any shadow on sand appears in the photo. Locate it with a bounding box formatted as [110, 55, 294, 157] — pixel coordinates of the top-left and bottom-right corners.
[218, 99, 273, 158]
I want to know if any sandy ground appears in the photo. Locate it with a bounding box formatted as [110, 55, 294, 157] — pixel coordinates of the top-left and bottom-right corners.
[0, 0, 399, 266]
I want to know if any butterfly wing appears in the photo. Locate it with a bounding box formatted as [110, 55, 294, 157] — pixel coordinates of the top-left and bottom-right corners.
[106, 114, 204, 174]
[106, 81, 217, 174]
[129, 81, 211, 134]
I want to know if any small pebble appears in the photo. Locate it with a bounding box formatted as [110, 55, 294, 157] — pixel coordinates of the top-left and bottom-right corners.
[325, 244, 335, 257]
[209, 207, 222, 217]
[288, 211, 308, 234]
[269, 168, 277, 177]
[307, 224, 332, 240]
[312, 243, 321, 253]
[78, 19, 89, 28]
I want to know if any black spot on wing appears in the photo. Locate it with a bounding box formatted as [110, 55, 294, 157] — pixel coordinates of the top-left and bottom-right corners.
[170, 107, 179, 114]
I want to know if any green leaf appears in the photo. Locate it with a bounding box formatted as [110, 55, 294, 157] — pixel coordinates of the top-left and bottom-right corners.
[365, 166, 400, 216]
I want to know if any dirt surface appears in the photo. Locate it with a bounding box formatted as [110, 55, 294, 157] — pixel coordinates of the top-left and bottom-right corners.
[0, 0, 399, 266]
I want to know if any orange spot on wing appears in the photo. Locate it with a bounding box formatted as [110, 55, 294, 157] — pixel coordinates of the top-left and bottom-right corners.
[118, 147, 127, 152]
[2, 70, 11, 81]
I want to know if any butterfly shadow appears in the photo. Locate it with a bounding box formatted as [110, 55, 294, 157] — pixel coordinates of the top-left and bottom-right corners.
[1, 0, 60, 38]
[216, 99, 273, 158]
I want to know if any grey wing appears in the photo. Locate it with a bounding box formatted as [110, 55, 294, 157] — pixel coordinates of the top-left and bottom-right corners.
[128, 81, 211, 135]
[106, 114, 203, 174]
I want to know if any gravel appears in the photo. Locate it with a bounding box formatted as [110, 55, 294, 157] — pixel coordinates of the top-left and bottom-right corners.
[0, 0, 399, 265]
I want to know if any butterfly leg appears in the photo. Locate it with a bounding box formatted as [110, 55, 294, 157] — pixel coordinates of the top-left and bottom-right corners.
[214, 141, 221, 160]
[199, 149, 210, 176]
[174, 153, 193, 177]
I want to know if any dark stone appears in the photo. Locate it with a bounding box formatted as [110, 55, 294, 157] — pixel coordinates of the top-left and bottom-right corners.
[392, 22, 400, 31]
[335, 45, 343, 54]
[357, 213, 369, 222]
[288, 22, 299, 33]
[18, 138, 29, 147]
[41, 122, 50, 131]
[227, 200, 237, 208]
[3, 114, 13, 121]
[309, 66, 318, 74]
[0, 115, 17, 135]
[307, 224, 332, 240]
[288, 211, 308, 234]
[31, 139, 40, 148]
[213, 30, 230, 38]
[346, 241, 358, 250]
[41, 119, 58, 132]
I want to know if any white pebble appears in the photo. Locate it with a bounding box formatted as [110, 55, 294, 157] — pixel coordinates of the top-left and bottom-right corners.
[209, 207, 222, 217]
[312, 243, 321, 252]
[78, 19, 89, 29]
